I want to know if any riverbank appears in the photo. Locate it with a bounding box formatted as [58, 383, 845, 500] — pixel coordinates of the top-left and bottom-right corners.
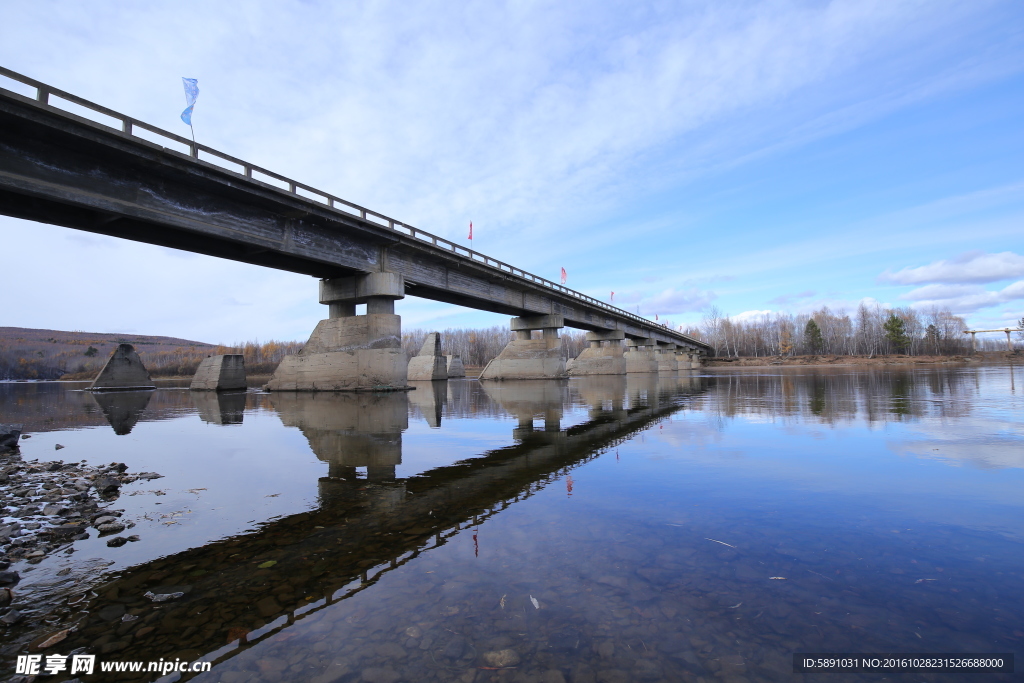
[702, 352, 1020, 367]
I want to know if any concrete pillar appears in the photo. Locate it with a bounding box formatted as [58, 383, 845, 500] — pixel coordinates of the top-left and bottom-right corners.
[89, 343, 156, 391]
[446, 355, 466, 378]
[625, 338, 659, 373]
[266, 272, 408, 391]
[480, 315, 568, 380]
[190, 354, 246, 391]
[656, 343, 679, 373]
[407, 332, 448, 380]
[567, 330, 626, 376]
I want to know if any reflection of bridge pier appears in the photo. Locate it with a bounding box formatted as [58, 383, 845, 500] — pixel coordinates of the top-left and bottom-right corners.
[191, 390, 247, 425]
[271, 392, 408, 483]
[407, 380, 447, 428]
[89, 390, 153, 435]
[481, 380, 566, 439]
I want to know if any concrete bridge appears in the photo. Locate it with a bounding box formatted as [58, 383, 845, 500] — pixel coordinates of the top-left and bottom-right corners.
[0, 67, 711, 389]
[49, 376, 707, 678]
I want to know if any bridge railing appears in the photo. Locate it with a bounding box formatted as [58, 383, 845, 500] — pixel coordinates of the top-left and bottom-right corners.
[0, 67, 709, 349]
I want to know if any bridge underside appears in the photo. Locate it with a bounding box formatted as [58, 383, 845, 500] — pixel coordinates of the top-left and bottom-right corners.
[0, 82, 710, 386]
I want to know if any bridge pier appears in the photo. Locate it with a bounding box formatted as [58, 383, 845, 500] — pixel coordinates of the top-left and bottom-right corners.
[567, 330, 626, 376]
[480, 315, 568, 380]
[625, 338, 659, 373]
[656, 343, 679, 373]
[266, 273, 409, 391]
[407, 332, 448, 381]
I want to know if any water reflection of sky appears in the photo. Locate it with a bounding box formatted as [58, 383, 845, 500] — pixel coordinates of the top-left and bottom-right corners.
[2, 366, 1022, 681]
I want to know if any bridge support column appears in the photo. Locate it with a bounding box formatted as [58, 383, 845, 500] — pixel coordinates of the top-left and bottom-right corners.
[625, 338, 659, 373]
[266, 272, 408, 391]
[567, 330, 626, 376]
[656, 343, 679, 373]
[407, 332, 448, 381]
[480, 315, 567, 380]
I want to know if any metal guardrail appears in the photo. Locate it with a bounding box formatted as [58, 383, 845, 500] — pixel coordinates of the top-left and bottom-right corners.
[0, 66, 708, 349]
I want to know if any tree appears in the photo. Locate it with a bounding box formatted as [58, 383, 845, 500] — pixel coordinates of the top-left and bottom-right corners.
[84, 346, 98, 357]
[924, 324, 940, 355]
[804, 319, 823, 354]
[883, 314, 909, 353]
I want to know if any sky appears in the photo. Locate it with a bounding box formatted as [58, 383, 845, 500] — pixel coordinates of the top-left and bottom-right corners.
[1, 0, 1023, 344]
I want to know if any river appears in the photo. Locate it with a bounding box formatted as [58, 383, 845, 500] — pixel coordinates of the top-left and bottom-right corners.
[1, 365, 1021, 682]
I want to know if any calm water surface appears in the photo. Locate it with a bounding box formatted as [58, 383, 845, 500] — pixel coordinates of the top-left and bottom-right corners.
[1, 366, 1022, 682]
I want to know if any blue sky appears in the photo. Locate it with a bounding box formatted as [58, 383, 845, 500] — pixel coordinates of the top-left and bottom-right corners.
[1, 0, 1022, 343]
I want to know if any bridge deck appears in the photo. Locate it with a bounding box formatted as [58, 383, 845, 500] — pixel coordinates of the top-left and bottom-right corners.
[0, 66, 710, 351]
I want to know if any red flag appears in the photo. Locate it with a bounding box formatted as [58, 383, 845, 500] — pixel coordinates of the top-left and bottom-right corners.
[468, 221, 473, 241]
[610, 291, 614, 302]
[655, 314, 659, 321]
[560, 267, 567, 284]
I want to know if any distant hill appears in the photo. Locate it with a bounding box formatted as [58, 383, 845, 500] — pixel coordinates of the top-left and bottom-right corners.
[0, 326, 216, 380]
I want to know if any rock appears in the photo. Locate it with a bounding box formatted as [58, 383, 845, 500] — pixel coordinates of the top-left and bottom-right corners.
[127, 535, 140, 542]
[0, 587, 12, 606]
[1, 608, 23, 624]
[361, 667, 400, 683]
[98, 604, 126, 621]
[21, 434, 31, 439]
[144, 590, 184, 602]
[107, 536, 128, 547]
[443, 635, 467, 659]
[0, 571, 20, 586]
[93, 516, 118, 527]
[0, 425, 22, 451]
[97, 522, 126, 534]
[541, 670, 566, 683]
[47, 461, 63, 471]
[94, 477, 121, 495]
[55, 444, 64, 450]
[110, 463, 128, 473]
[481, 649, 521, 668]
[404, 625, 422, 638]
[136, 472, 164, 480]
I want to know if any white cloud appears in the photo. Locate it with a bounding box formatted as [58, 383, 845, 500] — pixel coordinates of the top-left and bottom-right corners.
[731, 309, 774, 322]
[881, 251, 1024, 284]
[900, 279, 1024, 313]
[643, 287, 717, 315]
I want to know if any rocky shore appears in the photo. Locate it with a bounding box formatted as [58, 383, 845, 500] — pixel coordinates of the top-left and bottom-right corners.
[0, 425, 162, 629]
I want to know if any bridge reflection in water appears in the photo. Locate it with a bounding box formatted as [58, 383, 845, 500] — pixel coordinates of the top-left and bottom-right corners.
[56, 375, 706, 679]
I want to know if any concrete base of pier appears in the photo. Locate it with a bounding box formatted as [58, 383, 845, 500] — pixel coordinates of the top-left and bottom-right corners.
[481, 338, 567, 380]
[625, 340, 659, 373]
[190, 354, 246, 391]
[446, 355, 466, 378]
[89, 343, 156, 391]
[481, 315, 568, 380]
[266, 314, 408, 392]
[657, 347, 679, 373]
[407, 332, 448, 381]
[568, 331, 626, 376]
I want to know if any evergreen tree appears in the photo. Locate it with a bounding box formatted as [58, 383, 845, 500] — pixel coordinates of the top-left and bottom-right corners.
[804, 319, 823, 353]
[883, 314, 910, 353]
[924, 324, 940, 354]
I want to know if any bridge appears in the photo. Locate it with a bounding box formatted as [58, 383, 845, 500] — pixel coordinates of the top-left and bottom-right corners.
[0, 67, 711, 389]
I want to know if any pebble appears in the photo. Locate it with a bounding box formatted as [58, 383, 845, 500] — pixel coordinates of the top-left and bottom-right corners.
[481, 649, 521, 668]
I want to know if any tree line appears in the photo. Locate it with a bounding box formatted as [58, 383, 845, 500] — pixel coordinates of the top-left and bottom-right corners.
[686, 304, 996, 358]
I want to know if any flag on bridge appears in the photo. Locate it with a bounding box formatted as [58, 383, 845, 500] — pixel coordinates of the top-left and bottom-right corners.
[655, 314, 659, 320]
[180, 78, 199, 126]
[560, 267, 567, 285]
[610, 291, 614, 302]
